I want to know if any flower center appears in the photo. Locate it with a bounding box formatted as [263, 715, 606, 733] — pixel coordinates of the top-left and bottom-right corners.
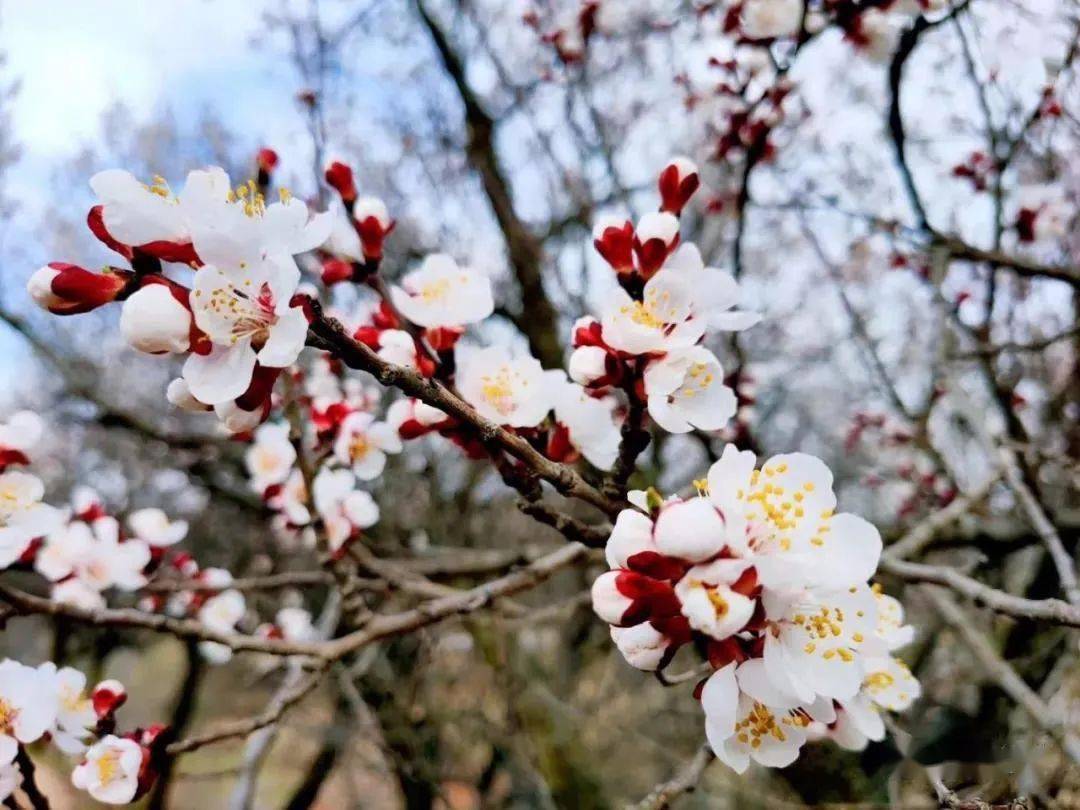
[0, 486, 24, 525]
[207, 280, 278, 346]
[349, 434, 371, 461]
[675, 362, 715, 402]
[480, 368, 517, 416]
[256, 452, 280, 474]
[706, 587, 730, 618]
[142, 175, 175, 201]
[61, 685, 89, 714]
[418, 278, 452, 303]
[96, 750, 120, 784]
[621, 300, 663, 329]
[0, 698, 18, 735]
[865, 671, 895, 693]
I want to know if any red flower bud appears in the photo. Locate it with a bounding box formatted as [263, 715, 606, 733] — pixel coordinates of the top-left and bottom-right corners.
[658, 157, 700, 215]
[28, 263, 131, 315]
[353, 197, 394, 262]
[92, 680, 127, 718]
[256, 148, 279, 173]
[321, 258, 354, 286]
[325, 161, 357, 203]
[593, 218, 636, 273]
[423, 326, 463, 352]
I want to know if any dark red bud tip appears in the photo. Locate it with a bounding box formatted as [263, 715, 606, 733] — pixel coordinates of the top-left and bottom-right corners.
[256, 148, 279, 172]
[325, 161, 357, 203]
[91, 680, 127, 718]
[321, 258, 354, 286]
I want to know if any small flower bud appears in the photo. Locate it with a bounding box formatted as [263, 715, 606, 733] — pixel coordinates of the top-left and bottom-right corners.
[611, 622, 669, 671]
[256, 148, 279, 173]
[320, 257, 354, 286]
[568, 345, 609, 386]
[119, 284, 192, 354]
[353, 196, 394, 261]
[324, 160, 357, 203]
[166, 379, 211, 413]
[215, 400, 265, 435]
[592, 216, 635, 273]
[91, 680, 128, 719]
[28, 263, 130, 315]
[658, 156, 700, 215]
[633, 212, 680, 278]
[591, 571, 635, 624]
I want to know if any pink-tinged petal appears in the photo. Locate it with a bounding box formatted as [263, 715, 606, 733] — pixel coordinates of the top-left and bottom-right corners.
[591, 570, 633, 624]
[256, 306, 308, 368]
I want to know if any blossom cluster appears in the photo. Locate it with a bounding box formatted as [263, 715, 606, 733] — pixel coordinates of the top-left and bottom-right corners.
[29, 156, 331, 435]
[245, 413, 381, 556]
[526, 0, 950, 70]
[0, 408, 315, 672]
[19, 144, 922, 781]
[591, 446, 920, 770]
[0, 656, 152, 805]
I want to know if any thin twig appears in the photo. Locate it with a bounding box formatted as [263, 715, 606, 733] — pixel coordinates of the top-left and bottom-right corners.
[632, 744, 715, 810]
[924, 587, 1080, 763]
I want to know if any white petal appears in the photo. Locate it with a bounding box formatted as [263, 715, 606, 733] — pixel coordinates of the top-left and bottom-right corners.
[183, 343, 257, 405]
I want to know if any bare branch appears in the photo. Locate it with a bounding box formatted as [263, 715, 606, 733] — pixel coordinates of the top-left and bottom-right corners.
[923, 588, 1080, 763]
[307, 308, 623, 518]
[166, 667, 326, 755]
[881, 557, 1080, 627]
[633, 744, 715, 810]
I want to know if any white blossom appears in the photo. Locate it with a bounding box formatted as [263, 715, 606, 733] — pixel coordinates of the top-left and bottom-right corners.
[390, 254, 494, 328]
[332, 412, 402, 480]
[245, 422, 297, 492]
[456, 346, 554, 428]
[0, 471, 61, 567]
[600, 271, 704, 355]
[126, 508, 188, 548]
[643, 345, 737, 433]
[71, 735, 143, 804]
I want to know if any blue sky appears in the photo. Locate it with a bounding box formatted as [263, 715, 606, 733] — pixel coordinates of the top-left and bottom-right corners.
[0, 1, 309, 388]
[0, 1, 326, 217]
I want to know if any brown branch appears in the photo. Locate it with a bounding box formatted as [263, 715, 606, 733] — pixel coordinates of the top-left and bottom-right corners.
[413, 0, 563, 369]
[165, 667, 326, 755]
[1, 543, 591, 663]
[633, 744, 715, 810]
[324, 542, 589, 658]
[884, 475, 999, 560]
[924, 588, 1080, 763]
[930, 233, 1080, 289]
[515, 498, 610, 547]
[999, 446, 1080, 606]
[142, 571, 336, 594]
[605, 380, 650, 498]
[881, 557, 1080, 627]
[887, 5, 971, 231]
[14, 747, 49, 810]
[0, 581, 328, 658]
[307, 308, 623, 518]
